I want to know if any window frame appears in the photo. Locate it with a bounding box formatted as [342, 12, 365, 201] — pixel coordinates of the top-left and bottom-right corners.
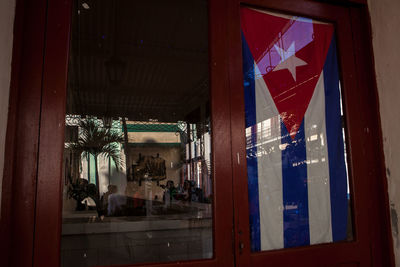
[227, 0, 394, 266]
[0, 0, 393, 267]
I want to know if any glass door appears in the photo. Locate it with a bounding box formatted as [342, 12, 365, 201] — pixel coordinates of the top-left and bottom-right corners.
[228, 0, 391, 266]
[61, 0, 213, 265]
[32, 0, 234, 266]
[25, 0, 391, 267]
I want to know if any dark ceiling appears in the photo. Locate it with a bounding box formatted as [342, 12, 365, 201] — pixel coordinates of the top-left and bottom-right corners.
[66, 0, 209, 123]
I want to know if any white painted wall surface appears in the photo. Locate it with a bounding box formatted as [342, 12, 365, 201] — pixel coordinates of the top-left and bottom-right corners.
[368, 0, 400, 265]
[0, 0, 16, 216]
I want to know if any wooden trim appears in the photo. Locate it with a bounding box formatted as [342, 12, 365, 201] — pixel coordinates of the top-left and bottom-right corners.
[209, 0, 236, 265]
[228, 0, 393, 266]
[32, 0, 72, 266]
[315, 0, 367, 6]
[250, 242, 362, 266]
[1, 0, 390, 266]
[322, 0, 367, 5]
[0, 0, 47, 266]
[227, 0, 251, 266]
[239, 0, 349, 22]
[32, 0, 235, 266]
[348, 5, 395, 267]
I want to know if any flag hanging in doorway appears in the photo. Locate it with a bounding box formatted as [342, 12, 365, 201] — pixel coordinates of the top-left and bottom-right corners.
[241, 7, 349, 251]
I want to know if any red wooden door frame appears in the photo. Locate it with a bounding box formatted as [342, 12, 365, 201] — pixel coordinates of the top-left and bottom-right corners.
[0, 0, 393, 267]
[227, 0, 394, 266]
[1, 0, 235, 266]
[30, 0, 236, 266]
[0, 0, 48, 266]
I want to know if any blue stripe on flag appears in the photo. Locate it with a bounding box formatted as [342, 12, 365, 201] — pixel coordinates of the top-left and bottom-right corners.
[242, 33, 261, 251]
[281, 120, 310, 248]
[323, 36, 348, 242]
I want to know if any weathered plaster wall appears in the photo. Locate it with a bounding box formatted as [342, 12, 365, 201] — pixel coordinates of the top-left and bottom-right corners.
[0, 0, 16, 215]
[368, 0, 400, 264]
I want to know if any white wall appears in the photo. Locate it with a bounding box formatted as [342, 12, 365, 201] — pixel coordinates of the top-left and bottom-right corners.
[0, 0, 16, 215]
[368, 0, 400, 265]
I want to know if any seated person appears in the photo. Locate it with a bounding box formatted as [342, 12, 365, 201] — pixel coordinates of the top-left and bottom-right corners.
[101, 185, 126, 216]
[102, 185, 117, 208]
[181, 180, 192, 202]
[108, 193, 127, 216]
[163, 180, 177, 205]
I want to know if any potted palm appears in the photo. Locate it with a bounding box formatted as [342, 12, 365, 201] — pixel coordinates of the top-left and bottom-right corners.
[68, 118, 124, 217]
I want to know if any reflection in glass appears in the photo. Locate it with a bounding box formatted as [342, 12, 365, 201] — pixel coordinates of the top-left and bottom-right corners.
[61, 1, 212, 266]
[241, 7, 352, 252]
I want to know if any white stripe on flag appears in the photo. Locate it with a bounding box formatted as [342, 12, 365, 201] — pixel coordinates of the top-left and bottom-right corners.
[254, 63, 284, 250]
[305, 72, 333, 245]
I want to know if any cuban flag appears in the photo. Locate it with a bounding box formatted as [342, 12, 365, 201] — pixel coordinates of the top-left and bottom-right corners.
[241, 7, 349, 251]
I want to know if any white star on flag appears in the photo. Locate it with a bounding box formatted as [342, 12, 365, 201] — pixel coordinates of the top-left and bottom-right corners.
[273, 42, 307, 81]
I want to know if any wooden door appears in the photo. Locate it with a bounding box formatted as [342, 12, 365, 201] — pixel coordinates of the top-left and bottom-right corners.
[8, 0, 235, 266]
[227, 1, 394, 266]
[0, 0, 393, 267]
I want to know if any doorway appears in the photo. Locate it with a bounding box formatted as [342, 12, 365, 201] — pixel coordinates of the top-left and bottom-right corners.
[1, 0, 393, 267]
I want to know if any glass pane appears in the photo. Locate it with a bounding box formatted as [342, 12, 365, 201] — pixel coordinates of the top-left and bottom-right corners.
[61, 1, 212, 266]
[240, 7, 353, 252]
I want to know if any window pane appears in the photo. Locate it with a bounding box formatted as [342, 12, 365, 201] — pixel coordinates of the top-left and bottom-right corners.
[61, 1, 212, 266]
[241, 7, 352, 252]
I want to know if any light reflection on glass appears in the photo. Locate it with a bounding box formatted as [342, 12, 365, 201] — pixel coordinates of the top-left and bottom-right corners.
[241, 7, 352, 252]
[61, 0, 213, 266]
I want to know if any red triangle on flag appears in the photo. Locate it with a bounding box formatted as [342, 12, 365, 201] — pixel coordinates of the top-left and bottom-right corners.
[241, 8, 334, 138]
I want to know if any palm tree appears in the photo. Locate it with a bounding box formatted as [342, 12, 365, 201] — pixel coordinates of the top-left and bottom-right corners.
[68, 118, 124, 216]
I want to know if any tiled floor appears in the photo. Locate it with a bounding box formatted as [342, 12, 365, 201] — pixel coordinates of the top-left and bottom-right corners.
[61, 202, 213, 266]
